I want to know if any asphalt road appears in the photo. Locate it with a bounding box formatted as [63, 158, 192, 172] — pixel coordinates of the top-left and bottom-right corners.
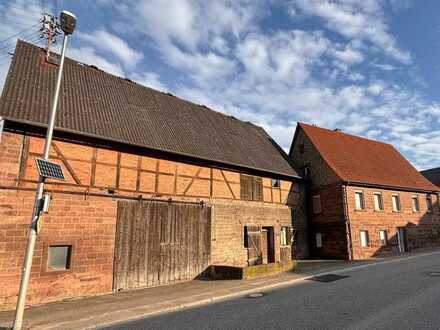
[105, 251, 440, 330]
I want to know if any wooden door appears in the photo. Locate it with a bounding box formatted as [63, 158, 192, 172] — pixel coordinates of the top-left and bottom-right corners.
[247, 226, 262, 266]
[113, 201, 211, 291]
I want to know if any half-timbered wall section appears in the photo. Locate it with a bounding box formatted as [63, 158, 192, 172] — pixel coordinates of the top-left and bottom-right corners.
[0, 131, 305, 308]
[4, 133, 294, 204]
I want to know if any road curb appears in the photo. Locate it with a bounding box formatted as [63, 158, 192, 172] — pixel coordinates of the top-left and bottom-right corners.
[30, 250, 440, 330]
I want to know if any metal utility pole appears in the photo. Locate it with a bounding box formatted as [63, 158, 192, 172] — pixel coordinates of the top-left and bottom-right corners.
[12, 10, 76, 330]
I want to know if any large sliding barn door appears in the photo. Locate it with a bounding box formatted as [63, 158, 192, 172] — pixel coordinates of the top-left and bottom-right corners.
[113, 201, 211, 291]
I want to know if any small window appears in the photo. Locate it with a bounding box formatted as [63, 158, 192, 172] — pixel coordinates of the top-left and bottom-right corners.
[411, 195, 420, 212]
[280, 227, 289, 246]
[360, 231, 369, 247]
[48, 245, 72, 270]
[271, 179, 280, 188]
[379, 230, 388, 246]
[312, 195, 322, 214]
[426, 195, 433, 213]
[299, 144, 305, 154]
[373, 193, 383, 211]
[304, 166, 310, 178]
[315, 233, 322, 248]
[354, 191, 365, 210]
[392, 194, 401, 212]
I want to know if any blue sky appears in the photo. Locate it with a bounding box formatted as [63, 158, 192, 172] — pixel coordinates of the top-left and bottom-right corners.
[0, 0, 439, 170]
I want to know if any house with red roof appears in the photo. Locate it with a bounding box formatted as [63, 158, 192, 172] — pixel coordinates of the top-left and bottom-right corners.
[290, 123, 440, 259]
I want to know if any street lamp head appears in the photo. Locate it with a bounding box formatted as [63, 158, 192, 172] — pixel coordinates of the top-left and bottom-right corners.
[60, 10, 76, 35]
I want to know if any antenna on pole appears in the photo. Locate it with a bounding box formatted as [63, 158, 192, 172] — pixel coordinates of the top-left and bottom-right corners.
[40, 12, 60, 61]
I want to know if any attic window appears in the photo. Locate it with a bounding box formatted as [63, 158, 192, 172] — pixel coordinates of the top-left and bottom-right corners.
[271, 179, 280, 188]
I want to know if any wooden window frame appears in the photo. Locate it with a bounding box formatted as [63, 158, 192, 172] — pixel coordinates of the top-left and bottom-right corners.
[240, 174, 263, 201]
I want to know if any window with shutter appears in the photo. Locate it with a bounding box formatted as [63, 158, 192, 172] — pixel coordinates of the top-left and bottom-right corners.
[240, 174, 263, 201]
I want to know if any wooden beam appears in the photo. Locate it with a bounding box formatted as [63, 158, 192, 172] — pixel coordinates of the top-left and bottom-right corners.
[183, 168, 202, 196]
[136, 156, 142, 192]
[154, 160, 159, 194]
[173, 164, 178, 195]
[52, 142, 82, 185]
[115, 152, 121, 189]
[220, 170, 236, 199]
[17, 135, 29, 186]
[209, 168, 213, 198]
[90, 148, 97, 187]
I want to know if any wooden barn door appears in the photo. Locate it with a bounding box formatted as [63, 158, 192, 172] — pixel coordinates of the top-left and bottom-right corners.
[113, 201, 211, 291]
[246, 226, 262, 266]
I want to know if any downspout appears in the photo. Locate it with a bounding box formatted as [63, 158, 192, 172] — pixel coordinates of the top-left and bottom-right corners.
[342, 180, 353, 260]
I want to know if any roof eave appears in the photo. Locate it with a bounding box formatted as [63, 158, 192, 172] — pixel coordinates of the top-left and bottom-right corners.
[3, 117, 302, 181]
[343, 180, 439, 194]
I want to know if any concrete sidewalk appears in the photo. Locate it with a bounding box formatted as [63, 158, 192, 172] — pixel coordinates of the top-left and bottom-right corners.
[0, 259, 377, 330]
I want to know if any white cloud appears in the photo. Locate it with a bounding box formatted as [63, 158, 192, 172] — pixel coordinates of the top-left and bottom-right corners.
[67, 46, 124, 77]
[332, 45, 364, 64]
[131, 71, 168, 92]
[372, 62, 396, 71]
[288, 0, 411, 63]
[77, 29, 143, 67]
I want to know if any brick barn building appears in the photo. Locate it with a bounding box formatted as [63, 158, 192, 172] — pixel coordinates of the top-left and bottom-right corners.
[421, 167, 440, 188]
[290, 123, 440, 259]
[0, 41, 307, 308]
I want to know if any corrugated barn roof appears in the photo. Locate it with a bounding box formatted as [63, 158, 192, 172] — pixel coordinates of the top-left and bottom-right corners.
[0, 40, 299, 179]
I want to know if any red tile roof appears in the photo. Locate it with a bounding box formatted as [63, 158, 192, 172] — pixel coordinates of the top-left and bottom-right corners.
[299, 123, 438, 192]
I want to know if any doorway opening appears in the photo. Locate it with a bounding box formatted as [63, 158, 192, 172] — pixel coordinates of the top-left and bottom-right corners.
[397, 227, 408, 253]
[262, 226, 275, 264]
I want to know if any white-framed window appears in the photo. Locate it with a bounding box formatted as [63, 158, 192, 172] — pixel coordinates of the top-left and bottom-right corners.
[280, 226, 288, 246]
[360, 230, 369, 247]
[379, 230, 388, 246]
[315, 233, 322, 248]
[392, 194, 401, 212]
[312, 195, 322, 214]
[412, 195, 420, 212]
[373, 192, 384, 211]
[354, 191, 365, 210]
[426, 195, 433, 213]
